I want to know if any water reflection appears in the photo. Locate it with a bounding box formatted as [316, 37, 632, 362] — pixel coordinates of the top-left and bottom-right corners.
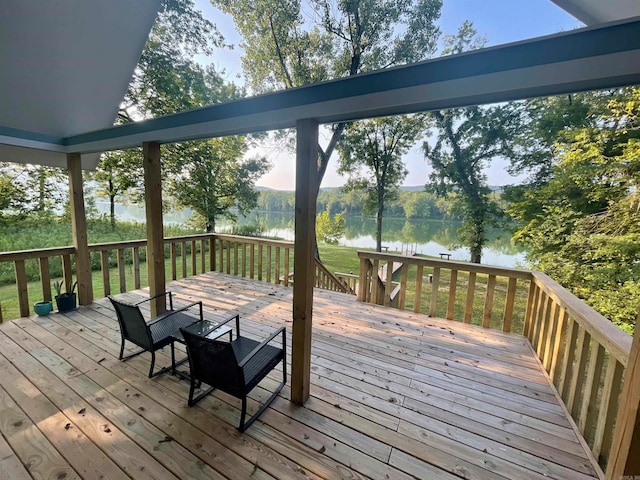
[223, 212, 526, 268]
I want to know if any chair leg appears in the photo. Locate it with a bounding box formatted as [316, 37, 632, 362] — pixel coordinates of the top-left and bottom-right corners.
[187, 379, 215, 406]
[119, 339, 126, 360]
[148, 351, 156, 378]
[120, 347, 147, 362]
[238, 365, 286, 432]
[239, 397, 247, 432]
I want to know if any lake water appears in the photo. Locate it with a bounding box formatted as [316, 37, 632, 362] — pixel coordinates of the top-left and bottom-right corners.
[221, 212, 527, 268]
[97, 203, 527, 268]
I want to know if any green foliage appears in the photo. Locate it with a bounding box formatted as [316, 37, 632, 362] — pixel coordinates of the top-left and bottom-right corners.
[0, 163, 66, 217]
[511, 87, 640, 332]
[225, 223, 265, 237]
[256, 187, 464, 220]
[0, 170, 27, 219]
[124, 0, 226, 119]
[338, 115, 427, 250]
[52, 279, 77, 297]
[316, 210, 345, 245]
[166, 137, 270, 232]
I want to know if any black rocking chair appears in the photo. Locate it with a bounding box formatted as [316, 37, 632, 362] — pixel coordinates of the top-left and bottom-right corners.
[180, 314, 286, 432]
[109, 292, 202, 377]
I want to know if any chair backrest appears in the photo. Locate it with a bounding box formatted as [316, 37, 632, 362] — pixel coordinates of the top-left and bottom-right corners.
[181, 328, 243, 395]
[109, 297, 153, 349]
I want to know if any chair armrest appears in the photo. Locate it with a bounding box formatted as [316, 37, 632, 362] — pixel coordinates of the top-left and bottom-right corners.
[148, 300, 202, 325]
[238, 327, 286, 368]
[135, 291, 173, 309]
[212, 313, 240, 337]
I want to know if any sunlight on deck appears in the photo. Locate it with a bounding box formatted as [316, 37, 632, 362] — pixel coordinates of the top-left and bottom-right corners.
[0, 272, 600, 480]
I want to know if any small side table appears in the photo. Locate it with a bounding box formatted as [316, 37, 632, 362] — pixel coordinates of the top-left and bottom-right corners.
[171, 320, 233, 379]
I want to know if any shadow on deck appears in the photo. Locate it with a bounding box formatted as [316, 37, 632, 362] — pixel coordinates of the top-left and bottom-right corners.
[0, 272, 600, 479]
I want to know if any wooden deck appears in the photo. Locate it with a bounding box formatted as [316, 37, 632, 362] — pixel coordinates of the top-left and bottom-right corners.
[0, 272, 601, 480]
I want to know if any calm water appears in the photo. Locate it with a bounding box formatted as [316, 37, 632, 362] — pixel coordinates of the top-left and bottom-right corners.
[98, 203, 527, 268]
[222, 212, 527, 268]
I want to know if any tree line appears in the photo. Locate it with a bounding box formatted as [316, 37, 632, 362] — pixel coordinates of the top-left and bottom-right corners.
[257, 188, 465, 220]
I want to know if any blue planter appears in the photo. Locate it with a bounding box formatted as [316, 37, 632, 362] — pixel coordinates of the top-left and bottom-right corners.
[34, 301, 53, 316]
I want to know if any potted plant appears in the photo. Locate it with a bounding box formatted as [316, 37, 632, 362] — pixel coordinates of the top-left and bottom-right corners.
[53, 279, 78, 312]
[33, 300, 53, 316]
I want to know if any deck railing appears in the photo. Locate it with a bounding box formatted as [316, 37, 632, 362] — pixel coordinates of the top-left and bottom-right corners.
[1, 243, 633, 471]
[0, 234, 352, 319]
[525, 272, 632, 469]
[356, 250, 632, 472]
[357, 251, 532, 332]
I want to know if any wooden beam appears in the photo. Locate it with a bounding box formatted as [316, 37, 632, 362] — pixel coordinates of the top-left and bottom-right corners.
[291, 118, 318, 405]
[67, 153, 93, 305]
[606, 314, 640, 479]
[143, 142, 166, 317]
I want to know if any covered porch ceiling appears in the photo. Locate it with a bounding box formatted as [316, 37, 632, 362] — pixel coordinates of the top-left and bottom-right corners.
[1, 1, 640, 170]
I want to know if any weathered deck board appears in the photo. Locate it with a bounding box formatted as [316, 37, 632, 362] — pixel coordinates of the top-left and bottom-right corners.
[0, 272, 601, 479]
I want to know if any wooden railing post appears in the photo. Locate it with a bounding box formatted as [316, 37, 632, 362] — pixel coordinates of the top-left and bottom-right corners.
[143, 141, 165, 317]
[606, 314, 640, 479]
[357, 256, 368, 301]
[67, 153, 93, 305]
[14, 260, 29, 317]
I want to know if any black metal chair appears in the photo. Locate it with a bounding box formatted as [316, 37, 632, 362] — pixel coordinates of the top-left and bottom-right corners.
[109, 292, 202, 378]
[180, 314, 286, 432]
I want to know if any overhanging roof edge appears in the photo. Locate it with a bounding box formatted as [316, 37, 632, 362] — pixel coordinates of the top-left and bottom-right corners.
[5, 16, 640, 158]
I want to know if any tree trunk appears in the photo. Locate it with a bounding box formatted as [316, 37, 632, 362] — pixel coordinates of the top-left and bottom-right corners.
[38, 170, 46, 211]
[469, 207, 485, 264]
[109, 181, 116, 231]
[206, 215, 215, 233]
[376, 188, 384, 252]
[311, 123, 346, 262]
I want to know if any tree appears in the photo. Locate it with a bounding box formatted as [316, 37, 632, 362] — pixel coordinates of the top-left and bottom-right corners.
[423, 22, 522, 263]
[509, 87, 640, 332]
[316, 210, 345, 244]
[338, 115, 426, 251]
[504, 91, 602, 225]
[90, 150, 141, 230]
[122, 0, 226, 120]
[167, 137, 270, 232]
[90, 0, 266, 232]
[0, 169, 27, 220]
[213, 0, 443, 253]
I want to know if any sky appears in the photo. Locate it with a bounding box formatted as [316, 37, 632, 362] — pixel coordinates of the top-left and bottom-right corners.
[194, 0, 583, 190]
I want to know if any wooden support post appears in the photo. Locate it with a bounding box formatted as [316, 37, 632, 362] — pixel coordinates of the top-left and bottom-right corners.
[67, 153, 93, 305]
[143, 142, 166, 317]
[606, 315, 640, 479]
[291, 118, 318, 406]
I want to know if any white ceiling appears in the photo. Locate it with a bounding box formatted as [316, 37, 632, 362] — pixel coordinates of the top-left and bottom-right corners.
[0, 0, 160, 138]
[552, 0, 640, 25]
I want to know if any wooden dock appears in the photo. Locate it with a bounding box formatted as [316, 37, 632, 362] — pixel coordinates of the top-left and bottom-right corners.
[0, 272, 600, 479]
